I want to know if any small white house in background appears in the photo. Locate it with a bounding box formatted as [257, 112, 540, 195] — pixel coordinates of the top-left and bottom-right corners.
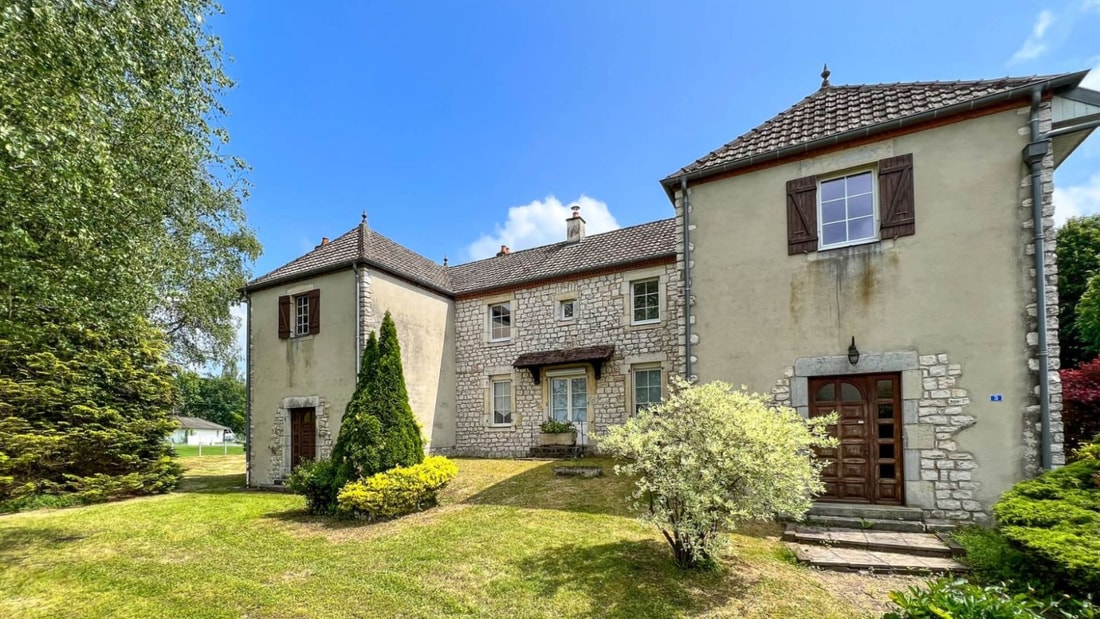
[171, 416, 232, 445]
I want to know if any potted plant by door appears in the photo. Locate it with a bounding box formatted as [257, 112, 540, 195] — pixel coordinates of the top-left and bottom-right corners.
[539, 419, 577, 446]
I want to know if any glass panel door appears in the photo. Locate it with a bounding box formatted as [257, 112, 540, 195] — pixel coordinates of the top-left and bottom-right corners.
[549, 374, 589, 445]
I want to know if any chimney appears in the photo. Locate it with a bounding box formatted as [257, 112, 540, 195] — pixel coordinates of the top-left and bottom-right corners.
[566, 204, 585, 243]
[496, 245, 510, 257]
[314, 237, 330, 250]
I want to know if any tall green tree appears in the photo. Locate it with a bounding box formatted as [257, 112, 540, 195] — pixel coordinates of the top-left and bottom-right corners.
[1056, 216, 1100, 368]
[176, 369, 246, 434]
[0, 1, 257, 505]
[0, 0, 260, 366]
[330, 331, 384, 492]
[373, 311, 425, 466]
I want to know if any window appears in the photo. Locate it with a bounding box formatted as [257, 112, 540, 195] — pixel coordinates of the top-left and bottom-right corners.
[489, 302, 511, 341]
[492, 380, 512, 425]
[818, 170, 876, 249]
[294, 295, 310, 336]
[631, 279, 660, 324]
[550, 375, 588, 423]
[633, 368, 662, 413]
[559, 299, 575, 321]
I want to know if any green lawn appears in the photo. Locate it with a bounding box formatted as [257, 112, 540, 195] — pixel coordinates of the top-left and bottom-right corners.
[0, 456, 913, 618]
[171, 444, 244, 457]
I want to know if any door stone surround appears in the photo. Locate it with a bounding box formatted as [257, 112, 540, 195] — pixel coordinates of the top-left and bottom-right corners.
[271, 395, 333, 483]
[771, 350, 986, 523]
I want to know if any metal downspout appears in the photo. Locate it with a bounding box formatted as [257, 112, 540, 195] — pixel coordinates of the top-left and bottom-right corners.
[1027, 88, 1053, 471]
[353, 263, 361, 376]
[244, 294, 252, 487]
[681, 177, 693, 380]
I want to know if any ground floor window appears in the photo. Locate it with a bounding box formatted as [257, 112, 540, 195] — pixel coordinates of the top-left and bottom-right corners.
[492, 379, 513, 425]
[633, 367, 662, 413]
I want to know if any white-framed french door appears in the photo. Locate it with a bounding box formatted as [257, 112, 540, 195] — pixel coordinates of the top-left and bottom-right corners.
[548, 370, 590, 446]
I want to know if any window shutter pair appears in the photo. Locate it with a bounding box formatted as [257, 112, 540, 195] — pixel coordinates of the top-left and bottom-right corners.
[277, 290, 321, 339]
[786, 153, 915, 254]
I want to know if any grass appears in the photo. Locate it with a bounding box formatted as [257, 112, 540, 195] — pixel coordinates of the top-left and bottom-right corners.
[171, 444, 244, 457]
[0, 456, 912, 618]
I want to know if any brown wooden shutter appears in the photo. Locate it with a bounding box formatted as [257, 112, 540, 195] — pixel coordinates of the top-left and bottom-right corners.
[307, 289, 321, 335]
[278, 295, 291, 339]
[787, 175, 818, 255]
[879, 153, 915, 239]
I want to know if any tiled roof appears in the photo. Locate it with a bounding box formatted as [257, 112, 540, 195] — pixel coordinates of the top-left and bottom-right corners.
[247, 222, 451, 293]
[447, 218, 677, 294]
[665, 74, 1076, 182]
[175, 416, 231, 431]
[246, 218, 677, 296]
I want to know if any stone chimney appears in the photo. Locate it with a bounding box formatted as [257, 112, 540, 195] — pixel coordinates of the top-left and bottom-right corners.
[496, 245, 510, 257]
[314, 237, 330, 250]
[566, 205, 585, 243]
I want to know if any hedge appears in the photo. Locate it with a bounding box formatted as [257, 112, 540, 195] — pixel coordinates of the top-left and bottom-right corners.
[336, 456, 457, 520]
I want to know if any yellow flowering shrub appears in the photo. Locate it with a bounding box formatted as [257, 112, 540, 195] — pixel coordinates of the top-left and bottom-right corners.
[336, 456, 457, 520]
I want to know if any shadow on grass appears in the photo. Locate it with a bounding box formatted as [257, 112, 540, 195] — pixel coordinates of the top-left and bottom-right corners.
[515, 538, 746, 618]
[461, 458, 635, 517]
[0, 526, 87, 565]
[175, 473, 246, 493]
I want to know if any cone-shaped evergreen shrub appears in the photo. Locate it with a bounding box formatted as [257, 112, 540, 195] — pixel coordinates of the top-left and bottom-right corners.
[318, 312, 424, 514]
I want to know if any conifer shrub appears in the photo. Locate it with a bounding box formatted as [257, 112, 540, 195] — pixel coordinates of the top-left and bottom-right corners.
[336, 456, 457, 520]
[286, 458, 339, 515]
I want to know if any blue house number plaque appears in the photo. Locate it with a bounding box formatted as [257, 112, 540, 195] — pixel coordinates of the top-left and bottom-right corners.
[990, 394, 1003, 402]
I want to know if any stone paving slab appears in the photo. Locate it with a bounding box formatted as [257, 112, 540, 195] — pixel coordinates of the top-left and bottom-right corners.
[785, 524, 952, 556]
[788, 542, 967, 574]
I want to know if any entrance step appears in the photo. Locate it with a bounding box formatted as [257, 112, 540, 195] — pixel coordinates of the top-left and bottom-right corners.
[783, 524, 960, 558]
[808, 503, 925, 522]
[802, 514, 926, 533]
[787, 542, 968, 575]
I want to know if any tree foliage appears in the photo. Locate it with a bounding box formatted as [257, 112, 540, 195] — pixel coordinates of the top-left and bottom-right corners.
[0, 0, 260, 367]
[176, 369, 245, 434]
[314, 312, 425, 514]
[0, 320, 182, 509]
[1057, 215, 1100, 368]
[1059, 359, 1100, 454]
[600, 379, 837, 569]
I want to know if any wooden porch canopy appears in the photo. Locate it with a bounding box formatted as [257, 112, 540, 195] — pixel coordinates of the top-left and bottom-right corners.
[513, 345, 615, 384]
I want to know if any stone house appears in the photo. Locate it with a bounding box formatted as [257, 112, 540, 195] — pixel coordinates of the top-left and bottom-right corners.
[242, 208, 682, 486]
[660, 69, 1099, 524]
[242, 69, 1099, 523]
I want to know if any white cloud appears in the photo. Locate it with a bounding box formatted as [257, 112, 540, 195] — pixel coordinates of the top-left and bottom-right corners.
[1081, 56, 1100, 90]
[1055, 173, 1100, 227]
[1084, 0, 1100, 12]
[1010, 10, 1055, 64]
[464, 195, 620, 261]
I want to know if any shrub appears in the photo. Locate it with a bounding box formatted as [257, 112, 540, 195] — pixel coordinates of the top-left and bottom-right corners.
[336, 456, 457, 520]
[993, 448, 1100, 597]
[599, 378, 837, 569]
[951, 526, 1046, 594]
[539, 419, 576, 434]
[286, 459, 339, 515]
[882, 578, 1096, 619]
[1061, 359, 1100, 452]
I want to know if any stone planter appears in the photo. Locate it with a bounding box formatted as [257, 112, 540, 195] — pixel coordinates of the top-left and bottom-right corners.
[539, 431, 576, 446]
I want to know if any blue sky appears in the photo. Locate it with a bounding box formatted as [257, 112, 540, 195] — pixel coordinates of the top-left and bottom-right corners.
[217, 1, 1100, 360]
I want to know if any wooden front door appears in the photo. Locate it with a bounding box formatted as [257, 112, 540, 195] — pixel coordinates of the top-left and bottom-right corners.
[809, 374, 903, 504]
[290, 407, 317, 469]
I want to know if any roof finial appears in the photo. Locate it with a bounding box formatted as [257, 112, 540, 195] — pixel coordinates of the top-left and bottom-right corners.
[361, 210, 368, 226]
[820, 63, 831, 89]
[443, 255, 448, 267]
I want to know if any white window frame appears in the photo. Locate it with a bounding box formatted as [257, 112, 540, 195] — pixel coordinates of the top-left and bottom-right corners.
[490, 379, 513, 427]
[293, 294, 310, 337]
[546, 368, 589, 423]
[488, 302, 512, 342]
[558, 299, 576, 321]
[817, 168, 879, 251]
[632, 366, 663, 414]
[630, 278, 661, 325]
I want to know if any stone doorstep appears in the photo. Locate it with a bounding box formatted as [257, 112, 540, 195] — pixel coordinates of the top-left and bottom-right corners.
[787, 542, 968, 575]
[783, 524, 954, 558]
[802, 514, 927, 533]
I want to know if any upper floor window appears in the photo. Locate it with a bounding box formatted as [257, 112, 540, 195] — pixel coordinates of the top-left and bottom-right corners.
[295, 295, 310, 336]
[489, 302, 511, 341]
[786, 154, 915, 256]
[819, 170, 876, 249]
[631, 279, 660, 324]
[278, 290, 320, 339]
[558, 299, 575, 321]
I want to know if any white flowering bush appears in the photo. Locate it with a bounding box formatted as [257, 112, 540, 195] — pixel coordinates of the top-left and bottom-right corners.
[600, 378, 837, 569]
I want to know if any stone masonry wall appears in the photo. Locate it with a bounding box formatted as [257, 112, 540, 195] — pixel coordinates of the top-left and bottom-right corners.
[452, 261, 684, 457]
[1021, 100, 1065, 473]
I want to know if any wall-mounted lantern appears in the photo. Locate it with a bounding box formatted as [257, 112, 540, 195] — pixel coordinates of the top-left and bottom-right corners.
[847, 337, 861, 366]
